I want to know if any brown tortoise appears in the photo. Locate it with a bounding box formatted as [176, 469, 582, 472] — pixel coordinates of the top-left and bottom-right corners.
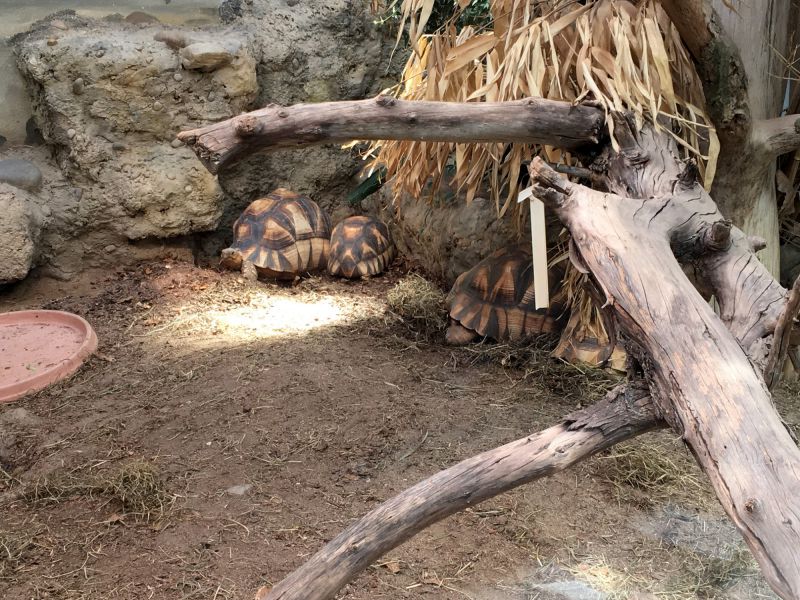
[328, 216, 395, 279]
[445, 246, 568, 345]
[220, 188, 331, 280]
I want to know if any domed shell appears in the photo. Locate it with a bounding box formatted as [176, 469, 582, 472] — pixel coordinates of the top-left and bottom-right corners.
[328, 216, 395, 279]
[228, 188, 331, 277]
[447, 246, 567, 341]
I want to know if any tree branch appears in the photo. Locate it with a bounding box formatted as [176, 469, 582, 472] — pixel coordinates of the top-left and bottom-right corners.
[754, 115, 800, 157]
[764, 275, 800, 389]
[177, 96, 605, 173]
[530, 152, 800, 600]
[260, 384, 660, 600]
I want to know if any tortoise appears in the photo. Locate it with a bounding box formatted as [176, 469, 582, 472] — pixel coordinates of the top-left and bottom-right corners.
[445, 246, 568, 345]
[328, 216, 396, 279]
[220, 188, 331, 280]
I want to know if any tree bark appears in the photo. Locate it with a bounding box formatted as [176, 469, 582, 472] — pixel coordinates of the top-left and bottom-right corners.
[528, 119, 800, 598]
[261, 384, 661, 600]
[176, 96, 605, 173]
[662, 0, 794, 276]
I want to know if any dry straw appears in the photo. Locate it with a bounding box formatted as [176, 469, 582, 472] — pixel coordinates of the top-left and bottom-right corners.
[367, 0, 718, 222]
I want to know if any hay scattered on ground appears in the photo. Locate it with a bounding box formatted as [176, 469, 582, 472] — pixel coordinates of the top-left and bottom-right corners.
[385, 273, 448, 338]
[594, 437, 710, 509]
[22, 460, 173, 522]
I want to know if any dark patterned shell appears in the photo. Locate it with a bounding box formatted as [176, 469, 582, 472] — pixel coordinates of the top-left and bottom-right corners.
[447, 246, 567, 341]
[229, 189, 331, 276]
[328, 216, 395, 279]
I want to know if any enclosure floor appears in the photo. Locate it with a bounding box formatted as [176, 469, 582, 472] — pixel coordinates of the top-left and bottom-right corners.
[0, 261, 794, 599]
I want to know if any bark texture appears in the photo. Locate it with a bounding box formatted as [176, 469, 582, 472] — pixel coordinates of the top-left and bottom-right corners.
[529, 120, 799, 599]
[177, 96, 605, 173]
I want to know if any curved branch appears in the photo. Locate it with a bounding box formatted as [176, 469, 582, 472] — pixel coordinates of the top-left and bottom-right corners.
[260, 385, 660, 600]
[177, 96, 605, 173]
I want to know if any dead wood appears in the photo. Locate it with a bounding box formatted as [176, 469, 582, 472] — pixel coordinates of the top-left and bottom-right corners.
[528, 118, 800, 597]
[764, 276, 800, 389]
[754, 115, 800, 157]
[176, 96, 605, 173]
[261, 384, 661, 600]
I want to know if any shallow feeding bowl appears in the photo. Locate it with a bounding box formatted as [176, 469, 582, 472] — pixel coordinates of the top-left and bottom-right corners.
[0, 310, 97, 403]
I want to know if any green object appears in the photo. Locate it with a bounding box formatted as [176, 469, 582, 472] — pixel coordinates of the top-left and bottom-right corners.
[347, 168, 387, 207]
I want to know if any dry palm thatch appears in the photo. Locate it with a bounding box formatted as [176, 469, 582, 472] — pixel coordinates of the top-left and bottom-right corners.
[365, 0, 718, 223]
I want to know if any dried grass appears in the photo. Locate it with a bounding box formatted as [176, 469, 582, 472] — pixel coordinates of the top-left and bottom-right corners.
[594, 437, 711, 509]
[385, 272, 449, 337]
[22, 461, 174, 522]
[367, 0, 718, 223]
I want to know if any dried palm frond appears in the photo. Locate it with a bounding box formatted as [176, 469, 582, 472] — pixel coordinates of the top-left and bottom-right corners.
[365, 0, 718, 222]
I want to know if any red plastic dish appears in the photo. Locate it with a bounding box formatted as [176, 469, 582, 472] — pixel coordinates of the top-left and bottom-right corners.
[0, 310, 98, 403]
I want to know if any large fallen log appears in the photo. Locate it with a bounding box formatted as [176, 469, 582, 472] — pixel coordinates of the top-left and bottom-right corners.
[528, 120, 800, 596]
[176, 96, 605, 173]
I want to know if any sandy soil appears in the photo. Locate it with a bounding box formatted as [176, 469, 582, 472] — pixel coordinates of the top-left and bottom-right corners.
[0, 261, 796, 599]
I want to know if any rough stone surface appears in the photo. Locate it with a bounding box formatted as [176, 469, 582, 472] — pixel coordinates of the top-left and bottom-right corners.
[11, 14, 257, 252]
[6, 4, 396, 279]
[363, 182, 524, 286]
[180, 42, 235, 71]
[0, 183, 43, 284]
[0, 158, 43, 191]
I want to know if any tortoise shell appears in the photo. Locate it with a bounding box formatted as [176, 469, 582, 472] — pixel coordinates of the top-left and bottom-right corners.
[226, 188, 331, 278]
[328, 216, 395, 279]
[446, 246, 567, 342]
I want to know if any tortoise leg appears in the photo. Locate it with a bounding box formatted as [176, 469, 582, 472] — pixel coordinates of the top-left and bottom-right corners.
[445, 320, 479, 345]
[241, 261, 259, 281]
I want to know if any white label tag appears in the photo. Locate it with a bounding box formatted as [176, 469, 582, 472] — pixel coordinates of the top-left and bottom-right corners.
[518, 186, 549, 309]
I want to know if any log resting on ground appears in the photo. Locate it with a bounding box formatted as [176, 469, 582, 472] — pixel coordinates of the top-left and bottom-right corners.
[528, 118, 799, 598]
[177, 96, 605, 173]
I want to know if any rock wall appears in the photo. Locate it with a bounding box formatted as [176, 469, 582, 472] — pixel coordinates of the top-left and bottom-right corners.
[363, 182, 526, 287]
[3, 3, 395, 283]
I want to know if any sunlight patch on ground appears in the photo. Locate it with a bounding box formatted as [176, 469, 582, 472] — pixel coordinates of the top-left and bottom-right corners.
[138, 287, 386, 351]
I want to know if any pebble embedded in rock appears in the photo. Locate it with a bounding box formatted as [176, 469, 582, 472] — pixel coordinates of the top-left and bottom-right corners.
[180, 42, 234, 72]
[72, 78, 85, 95]
[104, 244, 117, 253]
[112, 142, 126, 151]
[173, 72, 183, 82]
[171, 138, 183, 148]
[226, 484, 252, 496]
[153, 101, 163, 112]
[184, 185, 192, 193]
[51, 19, 68, 30]
[125, 11, 160, 25]
[0, 159, 43, 192]
[153, 30, 191, 50]
[66, 128, 77, 139]
[47, 37, 58, 46]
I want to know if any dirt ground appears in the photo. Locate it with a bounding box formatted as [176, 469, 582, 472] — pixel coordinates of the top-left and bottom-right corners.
[1, 260, 797, 600]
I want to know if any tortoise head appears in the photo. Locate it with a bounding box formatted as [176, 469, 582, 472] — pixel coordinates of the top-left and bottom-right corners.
[219, 247, 244, 271]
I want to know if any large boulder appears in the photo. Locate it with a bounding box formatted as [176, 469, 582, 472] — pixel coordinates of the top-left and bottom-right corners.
[364, 183, 525, 286]
[11, 12, 257, 243]
[0, 184, 44, 284]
